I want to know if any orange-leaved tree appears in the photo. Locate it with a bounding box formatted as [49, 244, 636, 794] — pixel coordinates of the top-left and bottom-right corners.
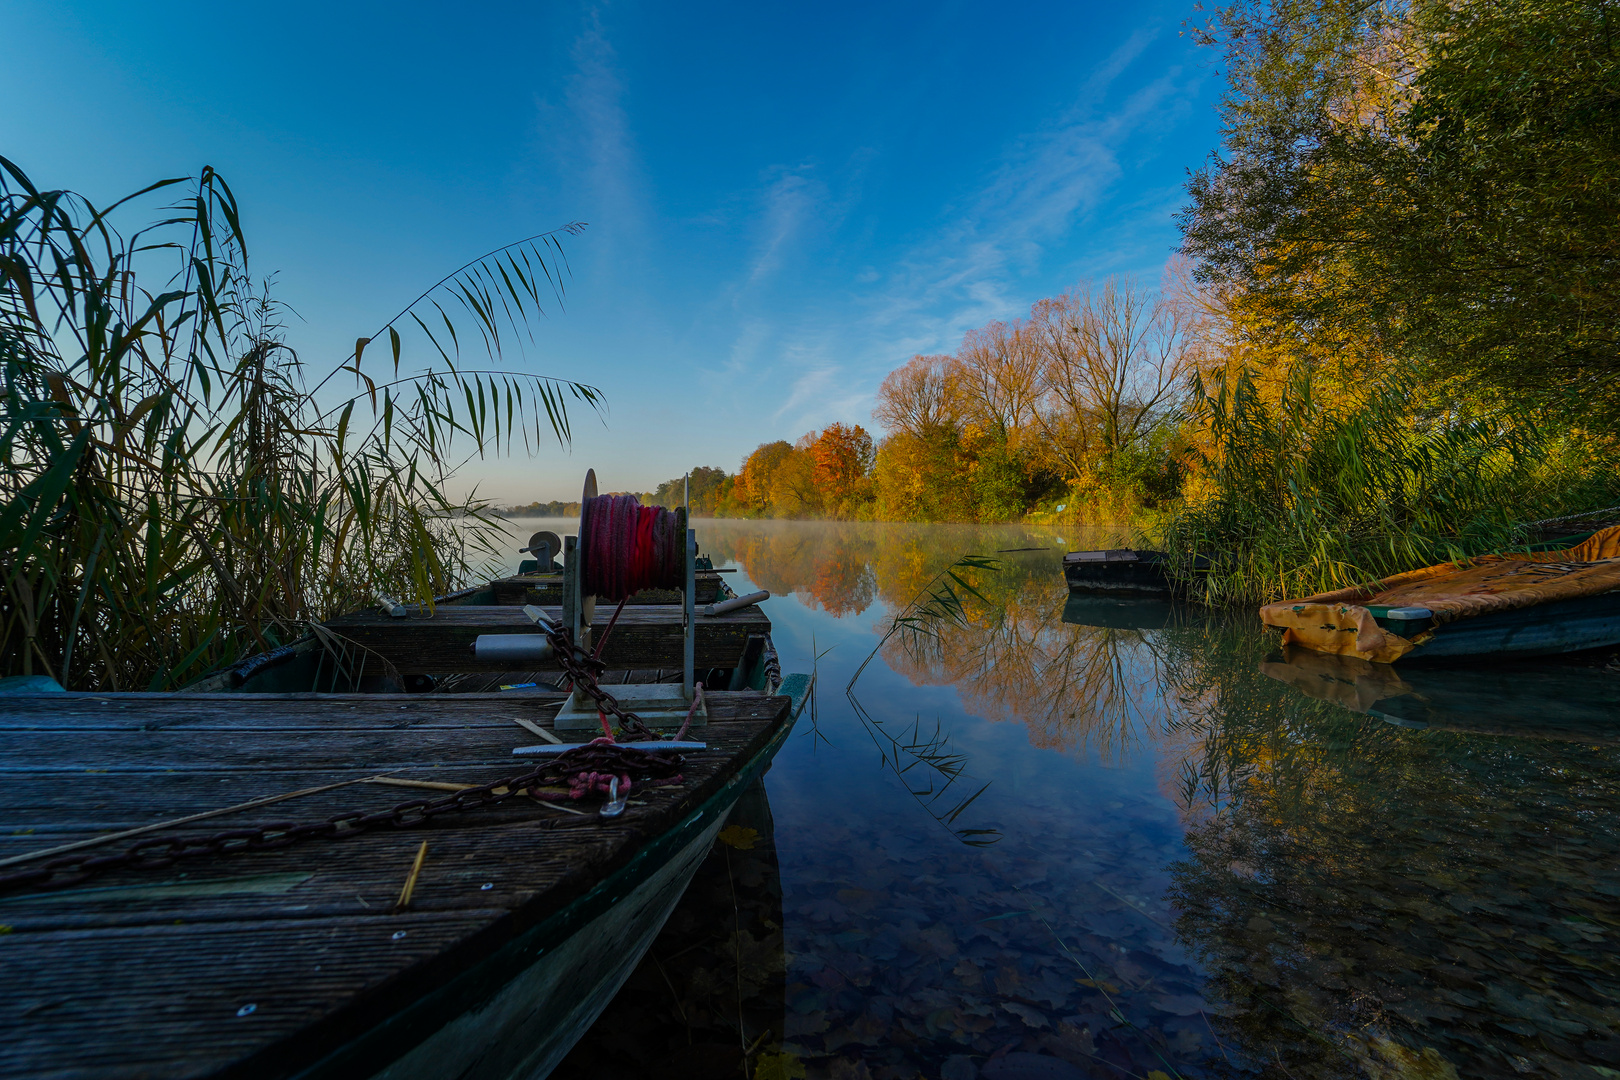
[809, 422, 875, 513]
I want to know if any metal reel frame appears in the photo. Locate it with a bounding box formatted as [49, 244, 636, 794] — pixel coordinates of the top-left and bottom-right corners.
[554, 469, 705, 731]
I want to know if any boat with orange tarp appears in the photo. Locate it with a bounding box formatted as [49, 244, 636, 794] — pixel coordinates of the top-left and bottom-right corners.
[1259, 526, 1620, 663]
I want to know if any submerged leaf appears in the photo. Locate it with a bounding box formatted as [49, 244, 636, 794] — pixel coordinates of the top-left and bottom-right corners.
[718, 825, 758, 850]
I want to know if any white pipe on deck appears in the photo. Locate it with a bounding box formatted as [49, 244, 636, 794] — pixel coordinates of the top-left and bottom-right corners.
[700, 590, 769, 617]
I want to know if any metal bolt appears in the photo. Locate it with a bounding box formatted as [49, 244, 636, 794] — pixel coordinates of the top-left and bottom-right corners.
[236, 1004, 257, 1017]
[392, 930, 407, 940]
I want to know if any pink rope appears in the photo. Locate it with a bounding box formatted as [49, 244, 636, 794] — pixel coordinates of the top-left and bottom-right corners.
[676, 682, 704, 742]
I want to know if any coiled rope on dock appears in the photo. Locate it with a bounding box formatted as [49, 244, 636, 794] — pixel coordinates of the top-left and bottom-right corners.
[579, 494, 688, 602]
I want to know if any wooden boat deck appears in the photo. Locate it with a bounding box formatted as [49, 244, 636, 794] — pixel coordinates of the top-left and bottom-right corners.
[484, 572, 725, 606]
[321, 603, 770, 674]
[0, 689, 794, 1079]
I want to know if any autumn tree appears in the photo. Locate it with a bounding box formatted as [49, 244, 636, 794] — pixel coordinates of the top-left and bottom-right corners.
[873, 355, 961, 442]
[1031, 276, 1194, 465]
[808, 422, 875, 511]
[1181, 0, 1620, 424]
[771, 436, 823, 517]
[734, 441, 793, 515]
[651, 466, 732, 515]
[953, 319, 1043, 444]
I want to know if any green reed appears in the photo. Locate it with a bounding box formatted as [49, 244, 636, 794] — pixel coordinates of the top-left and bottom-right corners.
[0, 157, 600, 690]
[1161, 362, 1620, 605]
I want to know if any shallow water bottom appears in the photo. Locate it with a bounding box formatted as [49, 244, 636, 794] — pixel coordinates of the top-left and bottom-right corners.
[519, 519, 1620, 1079]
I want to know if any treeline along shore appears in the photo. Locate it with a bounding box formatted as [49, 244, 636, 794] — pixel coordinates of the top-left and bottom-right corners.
[572, 1, 1620, 607]
[7, 0, 1620, 695]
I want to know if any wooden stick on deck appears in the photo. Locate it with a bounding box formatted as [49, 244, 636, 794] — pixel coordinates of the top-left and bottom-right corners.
[506, 715, 563, 744]
[0, 773, 401, 869]
[394, 841, 429, 912]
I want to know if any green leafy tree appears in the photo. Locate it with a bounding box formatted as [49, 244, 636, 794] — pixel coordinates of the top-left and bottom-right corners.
[1182, 0, 1620, 422]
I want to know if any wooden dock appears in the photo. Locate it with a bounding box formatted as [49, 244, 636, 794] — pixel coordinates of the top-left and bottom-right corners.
[320, 603, 770, 675]
[0, 689, 795, 1079]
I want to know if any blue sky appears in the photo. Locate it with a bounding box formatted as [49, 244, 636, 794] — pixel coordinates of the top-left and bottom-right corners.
[2, 1, 1219, 504]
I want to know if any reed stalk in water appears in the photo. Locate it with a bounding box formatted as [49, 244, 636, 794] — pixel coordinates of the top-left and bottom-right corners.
[0, 157, 600, 690]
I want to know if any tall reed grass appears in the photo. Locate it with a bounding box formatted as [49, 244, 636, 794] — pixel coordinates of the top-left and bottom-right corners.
[1161, 363, 1620, 605]
[1, 158, 600, 690]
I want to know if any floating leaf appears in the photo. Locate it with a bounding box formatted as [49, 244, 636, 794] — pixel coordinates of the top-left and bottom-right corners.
[718, 825, 758, 850]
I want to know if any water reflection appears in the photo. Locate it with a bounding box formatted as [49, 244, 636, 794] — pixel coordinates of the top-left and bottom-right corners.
[550, 520, 1620, 1079]
[1264, 646, 1620, 743]
[1173, 630, 1620, 1077]
[553, 780, 787, 1080]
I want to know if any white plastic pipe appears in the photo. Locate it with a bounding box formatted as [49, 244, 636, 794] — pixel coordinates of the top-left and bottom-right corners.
[471, 635, 554, 662]
[700, 590, 769, 617]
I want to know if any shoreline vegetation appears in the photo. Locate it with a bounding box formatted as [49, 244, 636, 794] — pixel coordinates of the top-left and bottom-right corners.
[1, 156, 599, 691]
[501, 0, 1620, 607]
[8, 1, 1620, 691]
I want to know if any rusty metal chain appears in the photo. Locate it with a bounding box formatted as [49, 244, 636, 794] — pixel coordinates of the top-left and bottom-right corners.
[0, 697, 683, 896]
[528, 611, 667, 741]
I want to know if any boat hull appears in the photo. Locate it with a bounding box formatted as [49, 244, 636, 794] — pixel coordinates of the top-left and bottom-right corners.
[371, 810, 731, 1080]
[1403, 593, 1620, 660]
[294, 717, 796, 1080]
[1062, 550, 1172, 594]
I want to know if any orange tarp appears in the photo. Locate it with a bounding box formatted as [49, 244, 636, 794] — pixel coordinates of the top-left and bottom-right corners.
[1258, 525, 1620, 662]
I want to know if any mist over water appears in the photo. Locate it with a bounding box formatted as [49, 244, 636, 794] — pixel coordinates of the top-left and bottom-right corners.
[504, 519, 1620, 1079]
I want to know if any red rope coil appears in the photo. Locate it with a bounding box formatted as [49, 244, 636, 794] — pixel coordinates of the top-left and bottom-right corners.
[580, 494, 687, 601]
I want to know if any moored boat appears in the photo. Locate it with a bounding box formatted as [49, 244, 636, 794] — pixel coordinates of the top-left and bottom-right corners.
[0, 480, 810, 1079]
[1260, 525, 1620, 663]
[1062, 548, 1173, 594]
[1062, 548, 1209, 595]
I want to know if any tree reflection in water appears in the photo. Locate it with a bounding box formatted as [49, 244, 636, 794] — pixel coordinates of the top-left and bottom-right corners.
[560, 521, 1620, 1078]
[1169, 639, 1620, 1078]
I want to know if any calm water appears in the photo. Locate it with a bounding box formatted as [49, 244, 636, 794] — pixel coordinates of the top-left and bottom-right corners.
[499, 519, 1620, 1080]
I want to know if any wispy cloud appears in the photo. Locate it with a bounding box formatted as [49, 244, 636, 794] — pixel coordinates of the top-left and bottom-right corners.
[773, 363, 872, 431]
[745, 171, 822, 288]
[864, 26, 1200, 358]
[537, 4, 645, 265]
[730, 25, 1204, 441]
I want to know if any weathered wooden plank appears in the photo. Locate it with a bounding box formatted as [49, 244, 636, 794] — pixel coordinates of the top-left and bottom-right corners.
[0, 690, 787, 730]
[0, 735, 770, 928]
[0, 689, 792, 1079]
[484, 573, 723, 606]
[320, 605, 770, 674]
[2, 911, 505, 1080]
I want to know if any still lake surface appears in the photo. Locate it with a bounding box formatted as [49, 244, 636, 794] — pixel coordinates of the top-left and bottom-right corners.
[498, 519, 1620, 1080]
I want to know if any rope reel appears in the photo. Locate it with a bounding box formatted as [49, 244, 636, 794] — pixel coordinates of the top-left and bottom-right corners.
[577, 494, 687, 602]
[550, 469, 705, 730]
